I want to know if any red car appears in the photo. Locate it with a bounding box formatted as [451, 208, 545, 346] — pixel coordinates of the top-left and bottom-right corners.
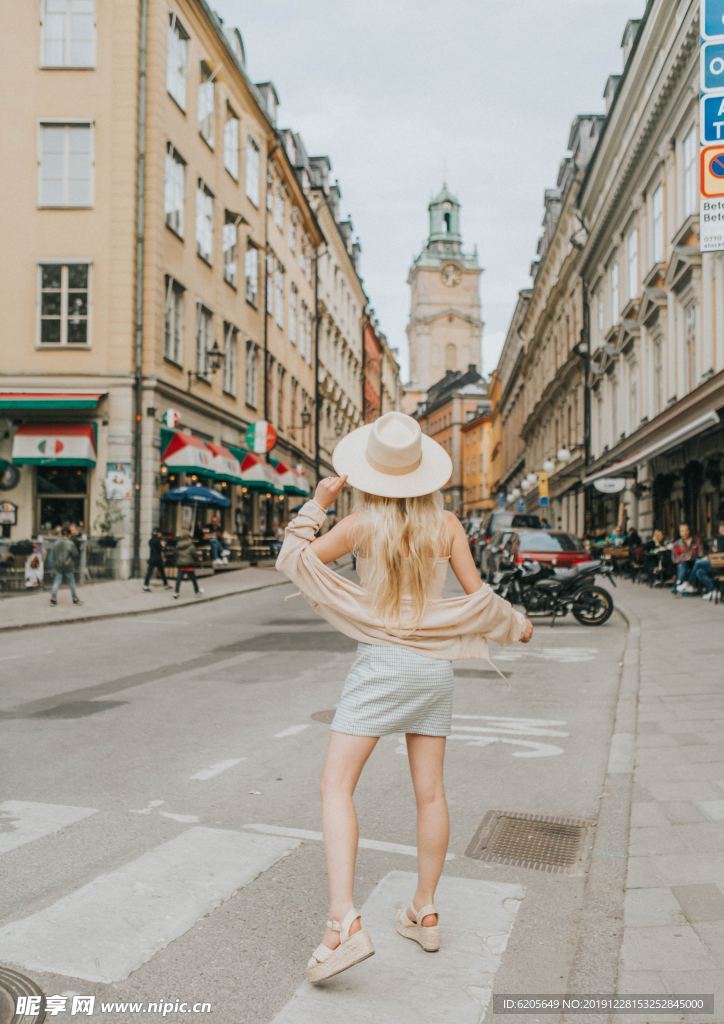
[509, 529, 591, 569]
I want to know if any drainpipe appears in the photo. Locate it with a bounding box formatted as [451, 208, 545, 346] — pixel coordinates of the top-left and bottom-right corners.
[131, 0, 149, 579]
[580, 278, 593, 534]
[313, 248, 321, 483]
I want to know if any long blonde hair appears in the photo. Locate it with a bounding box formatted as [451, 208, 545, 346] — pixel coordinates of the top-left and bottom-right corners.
[351, 488, 446, 627]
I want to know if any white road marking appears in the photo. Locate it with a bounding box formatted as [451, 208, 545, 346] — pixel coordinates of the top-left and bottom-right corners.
[494, 646, 598, 663]
[243, 823, 456, 861]
[0, 801, 97, 855]
[129, 800, 165, 815]
[269, 869, 525, 1024]
[274, 724, 310, 738]
[158, 812, 200, 823]
[396, 713, 569, 758]
[0, 826, 300, 983]
[190, 758, 247, 781]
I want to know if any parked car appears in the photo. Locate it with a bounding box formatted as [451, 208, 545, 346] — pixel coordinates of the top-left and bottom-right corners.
[471, 510, 543, 567]
[481, 527, 591, 580]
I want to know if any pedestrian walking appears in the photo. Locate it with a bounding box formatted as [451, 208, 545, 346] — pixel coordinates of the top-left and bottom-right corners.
[275, 411, 533, 985]
[172, 530, 204, 598]
[49, 526, 81, 606]
[143, 527, 171, 591]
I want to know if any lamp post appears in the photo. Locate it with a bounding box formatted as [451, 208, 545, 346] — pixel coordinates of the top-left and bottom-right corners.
[187, 339, 226, 390]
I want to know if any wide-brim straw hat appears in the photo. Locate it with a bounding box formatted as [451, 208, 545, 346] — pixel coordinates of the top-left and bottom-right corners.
[331, 411, 452, 498]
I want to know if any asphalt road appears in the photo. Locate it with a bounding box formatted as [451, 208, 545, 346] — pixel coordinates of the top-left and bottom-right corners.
[0, 567, 628, 1024]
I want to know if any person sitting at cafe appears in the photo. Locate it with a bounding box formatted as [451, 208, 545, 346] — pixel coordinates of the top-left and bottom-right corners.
[643, 528, 672, 585]
[672, 522, 704, 595]
[688, 522, 724, 601]
[209, 526, 230, 563]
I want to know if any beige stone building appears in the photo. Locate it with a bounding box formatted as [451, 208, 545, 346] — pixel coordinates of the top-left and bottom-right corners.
[0, 0, 327, 576]
[403, 186, 483, 410]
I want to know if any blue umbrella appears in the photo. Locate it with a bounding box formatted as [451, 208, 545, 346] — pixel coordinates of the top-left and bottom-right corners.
[161, 485, 231, 508]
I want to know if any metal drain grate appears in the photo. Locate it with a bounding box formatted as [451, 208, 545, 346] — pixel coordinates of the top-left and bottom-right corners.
[0, 965, 46, 1024]
[465, 809, 595, 873]
[311, 708, 336, 724]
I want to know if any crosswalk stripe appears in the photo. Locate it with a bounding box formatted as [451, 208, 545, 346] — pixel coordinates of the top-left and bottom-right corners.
[189, 758, 247, 780]
[0, 826, 300, 983]
[274, 724, 310, 738]
[0, 800, 97, 855]
[269, 869, 525, 1023]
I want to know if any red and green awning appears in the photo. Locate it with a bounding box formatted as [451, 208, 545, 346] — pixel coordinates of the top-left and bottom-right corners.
[227, 445, 282, 493]
[12, 423, 97, 466]
[160, 429, 215, 476]
[0, 389, 106, 410]
[206, 442, 244, 484]
[268, 456, 312, 496]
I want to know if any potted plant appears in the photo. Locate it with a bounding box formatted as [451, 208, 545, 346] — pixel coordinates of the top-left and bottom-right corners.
[9, 539, 34, 556]
[93, 480, 125, 548]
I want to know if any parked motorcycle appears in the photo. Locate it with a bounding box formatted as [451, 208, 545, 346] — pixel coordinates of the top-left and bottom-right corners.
[492, 558, 616, 626]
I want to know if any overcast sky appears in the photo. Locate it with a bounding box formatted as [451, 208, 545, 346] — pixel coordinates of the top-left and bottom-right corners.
[214, 0, 646, 380]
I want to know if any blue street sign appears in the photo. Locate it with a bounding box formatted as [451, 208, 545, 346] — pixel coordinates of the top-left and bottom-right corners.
[702, 93, 724, 143]
[516, 498, 525, 512]
[703, 41, 724, 90]
[539, 496, 549, 507]
[703, 0, 724, 38]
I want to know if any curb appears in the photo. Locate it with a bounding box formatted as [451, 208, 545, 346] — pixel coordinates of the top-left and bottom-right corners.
[561, 599, 641, 1024]
[0, 577, 290, 634]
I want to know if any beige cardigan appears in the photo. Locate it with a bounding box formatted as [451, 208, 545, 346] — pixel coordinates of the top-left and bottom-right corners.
[275, 499, 527, 682]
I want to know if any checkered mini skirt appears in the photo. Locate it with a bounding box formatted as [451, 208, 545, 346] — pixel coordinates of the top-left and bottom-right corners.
[330, 641, 455, 738]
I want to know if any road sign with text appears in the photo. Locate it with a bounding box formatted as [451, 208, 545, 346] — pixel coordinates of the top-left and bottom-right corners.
[700, 1, 724, 251]
[703, 0, 724, 37]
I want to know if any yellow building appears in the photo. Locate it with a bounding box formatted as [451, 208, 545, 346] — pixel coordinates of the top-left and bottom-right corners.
[0, 0, 324, 575]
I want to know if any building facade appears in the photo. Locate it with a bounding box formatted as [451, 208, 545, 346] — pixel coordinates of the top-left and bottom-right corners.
[0, 0, 396, 573]
[404, 186, 483, 407]
[362, 314, 383, 423]
[461, 402, 494, 516]
[489, 290, 530, 506]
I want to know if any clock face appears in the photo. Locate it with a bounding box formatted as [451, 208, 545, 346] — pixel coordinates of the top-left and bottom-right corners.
[441, 263, 461, 287]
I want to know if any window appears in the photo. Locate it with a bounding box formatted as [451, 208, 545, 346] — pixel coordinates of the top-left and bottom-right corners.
[307, 309, 314, 365]
[245, 340, 259, 407]
[163, 275, 184, 363]
[198, 63, 215, 147]
[166, 13, 188, 109]
[223, 322, 237, 395]
[276, 364, 286, 430]
[610, 259, 619, 324]
[653, 334, 664, 414]
[37, 466, 88, 532]
[274, 262, 285, 327]
[652, 184, 664, 263]
[265, 251, 274, 314]
[288, 215, 297, 252]
[41, 0, 95, 67]
[196, 180, 213, 262]
[274, 188, 285, 230]
[245, 242, 258, 306]
[195, 303, 212, 378]
[223, 106, 239, 179]
[684, 301, 697, 391]
[164, 143, 185, 235]
[245, 136, 260, 205]
[38, 262, 90, 345]
[627, 228, 638, 300]
[299, 238, 306, 271]
[300, 300, 308, 360]
[683, 126, 697, 219]
[628, 360, 638, 429]
[39, 122, 93, 206]
[222, 212, 238, 287]
[289, 284, 297, 343]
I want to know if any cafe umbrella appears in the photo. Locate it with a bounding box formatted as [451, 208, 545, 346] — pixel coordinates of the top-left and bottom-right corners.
[161, 485, 231, 532]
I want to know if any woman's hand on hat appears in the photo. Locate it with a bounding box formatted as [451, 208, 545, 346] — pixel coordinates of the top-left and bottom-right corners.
[314, 474, 348, 510]
[520, 618, 534, 644]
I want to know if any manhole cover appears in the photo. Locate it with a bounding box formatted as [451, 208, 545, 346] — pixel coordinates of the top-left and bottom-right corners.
[311, 709, 336, 724]
[465, 809, 595, 873]
[0, 965, 45, 1024]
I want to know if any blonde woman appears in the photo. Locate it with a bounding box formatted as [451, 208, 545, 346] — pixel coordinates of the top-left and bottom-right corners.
[275, 411, 533, 985]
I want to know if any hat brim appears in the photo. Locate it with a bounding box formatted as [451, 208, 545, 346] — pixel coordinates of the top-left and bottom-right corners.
[331, 424, 453, 498]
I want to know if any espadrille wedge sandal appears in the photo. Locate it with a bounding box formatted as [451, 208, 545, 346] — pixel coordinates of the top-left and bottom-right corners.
[306, 907, 375, 984]
[395, 900, 440, 951]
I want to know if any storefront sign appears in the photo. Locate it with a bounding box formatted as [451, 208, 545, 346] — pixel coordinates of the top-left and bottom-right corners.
[700, 0, 724, 252]
[537, 471, 549, 507]
[105, 462, 132, 500]
[0, 501, 17, 525]
[593, 477, 626, 494]
[245, 420, 277, 454]
[162, 408, 182, 428]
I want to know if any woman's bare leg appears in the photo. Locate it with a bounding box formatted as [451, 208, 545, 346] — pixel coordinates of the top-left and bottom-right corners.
[405, 733, 448, 926]
[319, 730, 379, 948]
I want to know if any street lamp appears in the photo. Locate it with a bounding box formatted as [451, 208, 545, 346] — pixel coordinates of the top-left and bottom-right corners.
[542, 457, 555, 474]
[187, 339, 226, 390]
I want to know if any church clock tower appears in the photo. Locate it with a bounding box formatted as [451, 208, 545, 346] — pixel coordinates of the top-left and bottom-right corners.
[404, 185, 483, 398]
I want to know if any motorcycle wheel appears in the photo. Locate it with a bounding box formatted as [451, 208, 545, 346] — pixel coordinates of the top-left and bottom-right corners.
[572, 585, 614, 626]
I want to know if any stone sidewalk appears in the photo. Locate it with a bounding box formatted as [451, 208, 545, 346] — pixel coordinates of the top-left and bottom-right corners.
[613, 580, 724, 1021]
[0, 564, 288, 632]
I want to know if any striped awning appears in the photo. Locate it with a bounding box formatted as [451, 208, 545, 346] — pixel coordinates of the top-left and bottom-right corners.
[160, 430, 215, 476]
[269, 457, 312, 496]
[0, 389, 106, 410]
[227, 446, 282, 493]
[12, 423, 97, 466]
[206, 442, 244, 484]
